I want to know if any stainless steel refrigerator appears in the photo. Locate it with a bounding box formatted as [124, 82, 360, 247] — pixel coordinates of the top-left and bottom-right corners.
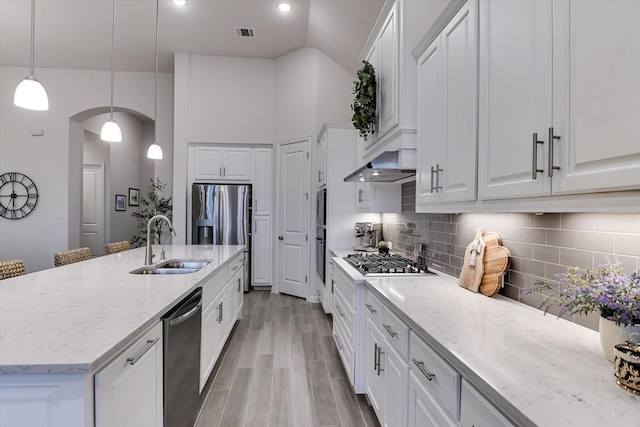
[192, 183, 251, 290]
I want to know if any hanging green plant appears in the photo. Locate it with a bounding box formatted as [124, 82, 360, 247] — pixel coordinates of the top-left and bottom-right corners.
[351, 60, 377, 141]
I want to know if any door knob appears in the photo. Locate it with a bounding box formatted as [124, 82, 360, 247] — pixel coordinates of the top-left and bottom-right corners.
[278, 236, 284, 240]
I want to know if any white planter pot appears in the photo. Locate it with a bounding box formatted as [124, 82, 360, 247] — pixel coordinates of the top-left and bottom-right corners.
[599, 316, 640, 362]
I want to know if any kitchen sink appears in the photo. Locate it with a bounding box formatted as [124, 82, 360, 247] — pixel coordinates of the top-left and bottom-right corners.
[130, 259, 211, 275]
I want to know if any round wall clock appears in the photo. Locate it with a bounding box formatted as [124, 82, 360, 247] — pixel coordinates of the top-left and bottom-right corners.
[0, 172, 39, 220]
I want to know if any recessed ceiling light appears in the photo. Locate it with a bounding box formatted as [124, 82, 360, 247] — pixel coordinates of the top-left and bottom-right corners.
[371, 171, 380, 176]
[173, 0, 186, 6]
[278, 2, 292, 13]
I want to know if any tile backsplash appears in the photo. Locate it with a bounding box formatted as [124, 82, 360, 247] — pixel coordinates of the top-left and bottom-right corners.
[381, 181, 640, 331]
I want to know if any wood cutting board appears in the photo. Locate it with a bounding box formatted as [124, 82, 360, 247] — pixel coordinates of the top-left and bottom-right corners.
[459, 228, 486, 292]
[479, 232, 511, 296]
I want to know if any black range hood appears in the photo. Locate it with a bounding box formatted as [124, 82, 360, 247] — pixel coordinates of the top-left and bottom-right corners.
[344, 151, 416, 183]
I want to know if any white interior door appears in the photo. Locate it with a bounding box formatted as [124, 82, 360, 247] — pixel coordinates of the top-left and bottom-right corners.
[277, 139, 310, 299]
[82, 164, 105, 256]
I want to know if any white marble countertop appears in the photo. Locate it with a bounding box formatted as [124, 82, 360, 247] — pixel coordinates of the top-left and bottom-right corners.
[331, 254, 640, 427]
[0, 245, 244, 375]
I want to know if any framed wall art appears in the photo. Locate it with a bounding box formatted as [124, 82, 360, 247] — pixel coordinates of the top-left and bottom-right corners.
[115, 194, 126, 211]
[128, 188, 140, 206]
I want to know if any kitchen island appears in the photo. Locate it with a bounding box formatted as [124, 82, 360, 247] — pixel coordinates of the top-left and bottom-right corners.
[331, 253, 640, 427]
[0, 244, 244, 426]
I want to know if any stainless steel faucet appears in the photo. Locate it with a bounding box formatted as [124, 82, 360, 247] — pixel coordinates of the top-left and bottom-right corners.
[145, 214, 177, 265]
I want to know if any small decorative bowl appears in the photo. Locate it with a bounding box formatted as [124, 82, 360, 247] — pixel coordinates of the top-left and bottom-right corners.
[613, 341, 640, 396]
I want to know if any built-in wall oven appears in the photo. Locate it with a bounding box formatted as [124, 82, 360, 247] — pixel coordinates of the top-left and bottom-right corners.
[316, 188, 327, 283]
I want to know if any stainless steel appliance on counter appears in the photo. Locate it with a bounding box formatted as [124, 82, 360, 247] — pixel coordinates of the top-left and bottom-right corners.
[162, 287, 202, 427]
[354, 222, 382, 252]
[343, 253, 436, 276]
[192, 183, 251, 291]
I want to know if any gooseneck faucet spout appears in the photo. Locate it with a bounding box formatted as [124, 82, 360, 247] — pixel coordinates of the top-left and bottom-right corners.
[145, 214, 177, 265]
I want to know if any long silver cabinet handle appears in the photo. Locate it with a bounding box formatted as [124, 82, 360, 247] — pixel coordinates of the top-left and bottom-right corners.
[548, 127, 561, 177]
[412, 358, 436, 381]
[334, 333, 344, 351]
[377, 347, 385, 376]
[335, 304, 345, 318]
[374, 342, 379, 371]
[365, 303, 377, 314]
[217, 302, 223, 323]
[127, 338, 159, 365]
[435, 164, 443, 192]
[430, 165, 436, 193]
[532, 133, 544, 179]
[383, 323, 397, 338]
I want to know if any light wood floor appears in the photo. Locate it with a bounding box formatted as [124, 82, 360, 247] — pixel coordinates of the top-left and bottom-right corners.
[194, 290, 381, 427]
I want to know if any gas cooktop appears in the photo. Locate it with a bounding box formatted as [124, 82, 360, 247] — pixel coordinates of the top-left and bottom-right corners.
[343, 253, 437, 276]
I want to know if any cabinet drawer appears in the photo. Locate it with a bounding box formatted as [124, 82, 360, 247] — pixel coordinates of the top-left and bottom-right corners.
[409, 331, 461, 420]
[333, 265, 355, 309]
[460, 380, 513, 427]
[202, 268, 226, 308]
[382, 305, 409, 359]
[333, 315, 354, 383]
[364, 290, 384, 325]
[333, 286, 354, 344]
[226, 255, 244, 281]
[408, 371, 458, 427]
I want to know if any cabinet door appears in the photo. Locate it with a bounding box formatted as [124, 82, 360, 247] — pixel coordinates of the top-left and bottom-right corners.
[460, 380, 514, 427]
[222, 147, 252, 180]
[355, 182, 372, 209]
[234, 265, 244, 319]
[194, 147, 224, 180]
[377, 2, 399, 139]
[366, 318, 385, 420]
[95, 323, 163, 427]
[478, 0, 553, 200]
[252, 216, 272, 286]
[552, 0, 640, 195]
[416, 38, 442, 206]
[383, 343, 409, 427]
[408, 372, 457, 427]
[213, 291, 227, 359]
[253, 148, 273, 215]
[200, 299, 217, 391]
[438, 0, 478, 203]
[225, 278, 237, 333]
[317, 133, 327, 187]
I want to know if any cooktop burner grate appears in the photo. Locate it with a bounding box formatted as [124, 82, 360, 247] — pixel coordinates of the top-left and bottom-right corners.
[343, 253, 436, 276]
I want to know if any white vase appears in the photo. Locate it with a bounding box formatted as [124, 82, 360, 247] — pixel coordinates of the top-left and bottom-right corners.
[599, 317, 640, 362]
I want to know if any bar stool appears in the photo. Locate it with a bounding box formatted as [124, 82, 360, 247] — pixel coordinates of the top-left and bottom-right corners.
[0, 259, 26, 280]
[54, 247, 92, 267]
[106, 240, 131, 255]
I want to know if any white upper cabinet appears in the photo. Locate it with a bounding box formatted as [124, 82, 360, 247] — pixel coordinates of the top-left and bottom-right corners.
[477, 0, 553, 200]
[253, 148, 273, 215]
[317, 131, 327, 188]
[552, 0, 640, 195]
[194, 146, 252, 181]
[416, 0, 478, 210]
[360, 0, 449, 162]
[478, 0, 640, 200]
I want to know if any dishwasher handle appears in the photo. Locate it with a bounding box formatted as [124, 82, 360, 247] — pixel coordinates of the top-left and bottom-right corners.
[167, 289, 202, 326]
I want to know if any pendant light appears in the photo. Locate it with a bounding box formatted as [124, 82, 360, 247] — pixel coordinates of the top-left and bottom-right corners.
[147, 0, 163, 159]
[100, 0, 122, 142]
[14, 0, 49, 111]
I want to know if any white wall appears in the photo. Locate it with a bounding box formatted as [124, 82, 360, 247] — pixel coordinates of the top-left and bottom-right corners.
[0, 66, 173, 272]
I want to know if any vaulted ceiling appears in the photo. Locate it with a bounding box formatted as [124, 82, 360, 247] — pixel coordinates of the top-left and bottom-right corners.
[0, 0, 385, 75]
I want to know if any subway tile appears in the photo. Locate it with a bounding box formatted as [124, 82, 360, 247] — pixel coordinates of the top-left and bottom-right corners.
[487, 225, 521, 242]
[431, 231, 451, 244]
[510, 257, 523, 273]
[547, 229, 577, 248]
[502, 241, 533, 258]
[451, 234, 466, 247]
[614, 233, 640, 257]
[560, 248, 594, 269]
[454, 244, 467, 258]
[491, 212, 533, 227]
[545, 263, 568, 281]
[505, 270, 531, 288]
[595, 213, 638, 233]
[450, 255, 463, 269]
[532, 213, 561, 229]
[451, 213, 465, 223]
[572, 311, 599, 332]
[594, 253, 639, 272]
[431, 221, 448, 232]
[577, 231, 614, 253]
[501, 283, 520, 301]
[561, 213, 594, 231]
[431, 213, 450, 222]
[520, 259, 546, 278]
[521, 228, 546, 245]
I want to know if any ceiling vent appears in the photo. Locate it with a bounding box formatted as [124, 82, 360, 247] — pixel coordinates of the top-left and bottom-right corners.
[234, 27, 255, 38]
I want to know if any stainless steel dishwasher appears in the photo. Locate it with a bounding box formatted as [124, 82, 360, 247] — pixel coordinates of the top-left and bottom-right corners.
[162, 287, 202, 427]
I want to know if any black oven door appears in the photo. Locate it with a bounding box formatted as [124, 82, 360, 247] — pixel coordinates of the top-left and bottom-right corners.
[316, 188, 326, 226]
[315, 226, 326, 283]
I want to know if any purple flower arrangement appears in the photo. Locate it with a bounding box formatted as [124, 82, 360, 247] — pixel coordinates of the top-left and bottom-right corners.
[531, 260, 640, 327]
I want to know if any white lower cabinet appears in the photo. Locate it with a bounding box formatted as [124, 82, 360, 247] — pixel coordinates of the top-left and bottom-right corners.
[252, 215, 272, 287]
[408, 371, 457, 427]
[95, 322, 163, 427]
[460, 380, 514, 427]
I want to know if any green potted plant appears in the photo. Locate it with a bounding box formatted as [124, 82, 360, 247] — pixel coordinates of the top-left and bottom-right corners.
[130, 178, 173, 248]
[378, 240, 389, 254]
[351, 60, 377, 141]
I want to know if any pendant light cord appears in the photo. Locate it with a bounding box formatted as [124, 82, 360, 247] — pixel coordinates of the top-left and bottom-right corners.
[29, 0, 36, 77]
[109, 0, 117, 118]
[154, 0, 159, 123]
